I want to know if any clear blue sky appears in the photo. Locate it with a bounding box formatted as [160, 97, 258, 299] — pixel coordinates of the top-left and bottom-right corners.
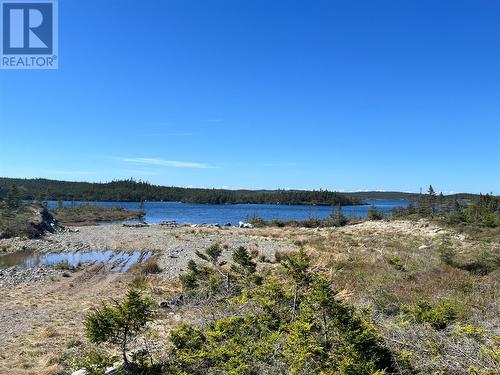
[1, 0, 499, 194]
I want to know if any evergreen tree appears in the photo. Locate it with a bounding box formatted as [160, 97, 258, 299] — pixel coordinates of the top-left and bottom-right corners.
[4, 185, 21, 209]
[367, 204, 383, 220]
[330, 203, 348, 226]
[427, 185, 436, 197]
[85, 289, 154, 374]
[231, 246, 257, 277]
[427, 184, 437, 216]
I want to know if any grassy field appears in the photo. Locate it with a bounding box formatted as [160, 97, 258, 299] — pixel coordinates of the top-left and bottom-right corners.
[51, 204, 143, 225]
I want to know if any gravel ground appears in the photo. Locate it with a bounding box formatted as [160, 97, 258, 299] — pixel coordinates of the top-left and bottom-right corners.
[0, 224, 297, 280]
[0, 266, 65, 287]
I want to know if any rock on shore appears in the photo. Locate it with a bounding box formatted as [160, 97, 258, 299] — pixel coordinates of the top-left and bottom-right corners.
[0, 204, 63, 240]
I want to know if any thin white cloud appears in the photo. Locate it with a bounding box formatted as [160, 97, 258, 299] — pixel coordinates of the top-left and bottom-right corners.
[120, 157, 216, 169]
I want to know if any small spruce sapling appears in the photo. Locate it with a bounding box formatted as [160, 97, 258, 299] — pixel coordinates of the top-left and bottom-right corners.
[231, 246, 257, 277]
[84, 289, 155, 374]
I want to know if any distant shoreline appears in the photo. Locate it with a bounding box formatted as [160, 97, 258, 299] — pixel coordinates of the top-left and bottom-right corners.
[1, 177, 485, 206]
[41, 200, 368, 207]
[0, 177, 360, 206]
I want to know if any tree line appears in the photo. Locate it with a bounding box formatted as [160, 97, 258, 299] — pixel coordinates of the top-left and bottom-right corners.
[0, 178, 360, 206]
[392, 184, 500, 228]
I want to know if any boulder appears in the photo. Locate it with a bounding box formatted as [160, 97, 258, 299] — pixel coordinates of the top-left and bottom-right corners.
[28, 204, 62, 235]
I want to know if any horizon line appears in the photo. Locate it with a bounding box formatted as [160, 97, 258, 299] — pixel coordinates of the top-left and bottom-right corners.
[0, 176, 495, 196]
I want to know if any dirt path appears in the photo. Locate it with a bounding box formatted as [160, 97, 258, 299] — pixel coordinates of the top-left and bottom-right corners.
[0, 265, 130, 374]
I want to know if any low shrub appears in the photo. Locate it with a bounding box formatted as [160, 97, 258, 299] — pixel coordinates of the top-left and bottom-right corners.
[367, 205, 384, 220]
[141, 259, 162, 275]
[388, 257, 406, 271]
[453, 323, 486, 340]
[274, 249, 288, 263]
[436, 238, 456, 266]
[247, 210, 351, 228]
[462, 249, 500, 276]
[84, 289, 155, 373]
[401, 299, 457, 330]
[248, 215, 266, 227]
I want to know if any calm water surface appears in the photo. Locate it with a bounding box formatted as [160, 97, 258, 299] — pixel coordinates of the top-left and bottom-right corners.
[46, 199, 410, 225]
[0, 250, 152, 270]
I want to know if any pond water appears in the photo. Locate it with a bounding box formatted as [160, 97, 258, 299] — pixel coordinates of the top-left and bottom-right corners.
[0, 250, 152, 271]
[45, 199, 410, 225]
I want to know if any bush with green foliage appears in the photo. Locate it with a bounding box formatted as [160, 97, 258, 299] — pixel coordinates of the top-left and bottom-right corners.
[387, 257, 406, 271]
[80, 248, 401, 374]
[401, 299, 457, 330]
[167, 248, 397, 374]
[231, 246, 257, 276]
[247, 205, 350, 229]
[181, 244, 261, 300]
[367, 204, 384, 220]
[84, 289, 155, 374]
[328, 204, 349, 227]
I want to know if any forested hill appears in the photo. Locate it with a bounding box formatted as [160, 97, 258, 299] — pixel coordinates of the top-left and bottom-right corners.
[0, 178, 361, 206]
[343, 191, 484, 201]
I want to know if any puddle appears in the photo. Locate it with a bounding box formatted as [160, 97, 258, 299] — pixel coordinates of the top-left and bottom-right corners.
[0, 250, 153, 272]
